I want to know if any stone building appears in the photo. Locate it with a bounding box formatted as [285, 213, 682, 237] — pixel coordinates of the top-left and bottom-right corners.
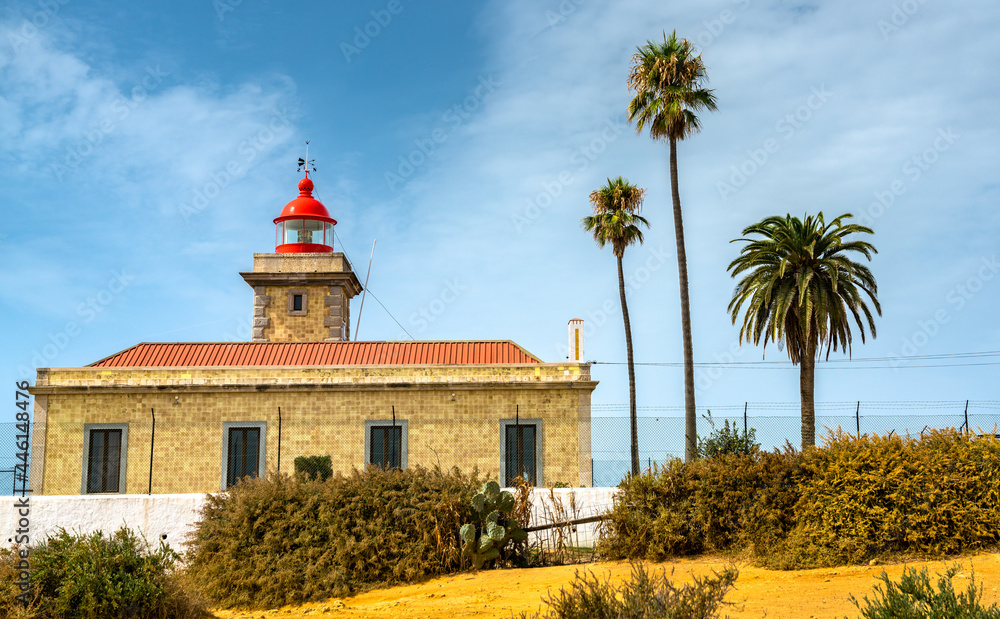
[28, 174, 596, 495]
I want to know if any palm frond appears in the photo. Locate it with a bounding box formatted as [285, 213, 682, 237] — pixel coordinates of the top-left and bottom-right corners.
[583, 178, 649, 258]
[627, 30, 716, 142]
[726, 211, 881, 364]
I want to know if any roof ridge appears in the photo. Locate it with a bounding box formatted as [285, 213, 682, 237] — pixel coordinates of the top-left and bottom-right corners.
[115, 340, 526, 345]
[87, 340, 543, 367]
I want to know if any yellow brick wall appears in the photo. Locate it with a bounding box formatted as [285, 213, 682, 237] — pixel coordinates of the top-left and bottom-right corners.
[36, 363, 589, 387]
[263, 285, 329, 342]
[37, 373, 592, 495]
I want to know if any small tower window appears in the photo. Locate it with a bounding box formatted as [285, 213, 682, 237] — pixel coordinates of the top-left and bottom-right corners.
[287, 290, 308, 316]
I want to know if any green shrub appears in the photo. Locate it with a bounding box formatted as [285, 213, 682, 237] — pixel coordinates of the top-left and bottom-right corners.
[0, 545, 41, 619]
[696, 411, 759, 458]
[460, 481, 529, 568]
[186, 465, 485, 609]
[598, 448, 800, 561]
[788, 429, 1000, 566]
[598, 429, 1000, 569]
[517, 562, 738, 619]
[293, 455, 333, 481]
[0, 527, 209, 619]
[850, 564, 1000, 618]
[598, 458, 702, 560]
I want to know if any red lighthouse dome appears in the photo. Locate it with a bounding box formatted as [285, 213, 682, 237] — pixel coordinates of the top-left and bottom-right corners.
[273, 175, 337, 253]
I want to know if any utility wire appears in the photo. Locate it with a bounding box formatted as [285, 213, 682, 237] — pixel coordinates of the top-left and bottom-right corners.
[590, 349, 1000, 369]
[364, 288, 416, 341]
[592, 360, 1000, 370]
[332, 228, 415, 341]
[591, 399, 1000, 410]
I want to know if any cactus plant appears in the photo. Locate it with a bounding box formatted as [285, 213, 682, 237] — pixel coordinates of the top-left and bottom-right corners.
[460, 481, 529, 568]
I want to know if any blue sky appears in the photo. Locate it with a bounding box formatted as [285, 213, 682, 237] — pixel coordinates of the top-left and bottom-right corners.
[1, 0, 998, 424]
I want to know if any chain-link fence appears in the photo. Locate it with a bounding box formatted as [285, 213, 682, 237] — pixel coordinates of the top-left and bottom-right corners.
[589, 400, 1000, 486]
[3, 400, 998, 493]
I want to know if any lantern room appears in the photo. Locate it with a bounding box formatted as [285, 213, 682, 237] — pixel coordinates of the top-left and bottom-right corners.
[273, 176, 337, 253]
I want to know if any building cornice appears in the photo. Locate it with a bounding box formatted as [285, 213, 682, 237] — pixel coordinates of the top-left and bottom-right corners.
[29, 380, 600, 395]
[239, 271, 363, 296]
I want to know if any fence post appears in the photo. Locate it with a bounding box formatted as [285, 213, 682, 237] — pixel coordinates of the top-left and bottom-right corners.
[514, 405, 519, 485]
[591, 458, 594, 487]
[148, 408, 155, 495]
[963, 400, 969, 432]
[392, 405, 398, 468]
[855, 401, 860, 438]
[277, 407, 282, 472]
[743, 402, 748, 438]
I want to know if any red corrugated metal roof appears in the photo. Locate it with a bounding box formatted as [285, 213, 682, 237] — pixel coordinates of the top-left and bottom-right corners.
[88, 341, 542, 367]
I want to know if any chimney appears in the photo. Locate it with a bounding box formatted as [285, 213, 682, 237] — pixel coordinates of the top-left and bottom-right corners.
[568, 318, 584, 362]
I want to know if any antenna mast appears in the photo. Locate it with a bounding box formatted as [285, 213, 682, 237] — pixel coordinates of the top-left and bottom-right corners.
[354, 239, 377, 341]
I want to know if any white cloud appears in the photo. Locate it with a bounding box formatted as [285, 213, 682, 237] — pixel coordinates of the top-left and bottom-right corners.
[0, 16, 301, 327]
[340, 0, 1000, 404]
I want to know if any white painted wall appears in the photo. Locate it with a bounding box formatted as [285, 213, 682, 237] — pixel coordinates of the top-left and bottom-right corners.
[0, 488, 620, 551]
[524, 487, 619, 546]
[0, 494, 206, 550]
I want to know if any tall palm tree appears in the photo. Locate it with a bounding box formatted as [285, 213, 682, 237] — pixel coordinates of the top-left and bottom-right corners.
[727, 212, 881, 449]
[583, 177, 649, 475]
[628, 30, 718, 462]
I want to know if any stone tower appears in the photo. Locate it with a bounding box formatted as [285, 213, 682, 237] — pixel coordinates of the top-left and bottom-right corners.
[240, 175, 362, 342]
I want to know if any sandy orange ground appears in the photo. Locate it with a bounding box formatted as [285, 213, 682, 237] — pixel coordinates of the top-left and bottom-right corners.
[211, 553, 1000, 619]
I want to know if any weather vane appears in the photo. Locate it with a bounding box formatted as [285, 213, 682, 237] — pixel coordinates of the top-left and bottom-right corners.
[297, 140, 316, 176]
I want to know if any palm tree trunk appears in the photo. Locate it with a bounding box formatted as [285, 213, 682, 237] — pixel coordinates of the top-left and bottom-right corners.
[669, 136, 697, 461]
[800, 338, 817, 449]
[617, 254, 640, 475]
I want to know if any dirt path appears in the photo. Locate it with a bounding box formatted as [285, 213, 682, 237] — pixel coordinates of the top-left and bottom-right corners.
[212, 552, 1000, 619]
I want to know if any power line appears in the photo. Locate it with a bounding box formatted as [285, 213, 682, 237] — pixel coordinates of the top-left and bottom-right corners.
[591, 399, 1000, 410]
[593, 361, 1000, 370]
[590, 349, 1000, 370]
[333, 229, 415, 341]
[363, 288, 416, 341]
[596, 349, 1000, 364]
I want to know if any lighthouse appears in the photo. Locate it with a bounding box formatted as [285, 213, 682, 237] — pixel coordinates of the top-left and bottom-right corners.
[240, 160, 362, 342]
[273, 175, 337, 253]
